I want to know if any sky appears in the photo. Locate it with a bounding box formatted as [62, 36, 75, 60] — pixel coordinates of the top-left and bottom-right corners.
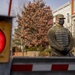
[44, 0, 71, 10]
[0, 0, 71, 16]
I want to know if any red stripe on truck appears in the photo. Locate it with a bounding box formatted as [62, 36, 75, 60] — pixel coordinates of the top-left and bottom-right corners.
[51, 64, 68, 71]
[11, 64, 33, 71]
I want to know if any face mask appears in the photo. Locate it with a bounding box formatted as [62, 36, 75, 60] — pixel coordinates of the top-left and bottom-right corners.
[58, 19, 64, 25]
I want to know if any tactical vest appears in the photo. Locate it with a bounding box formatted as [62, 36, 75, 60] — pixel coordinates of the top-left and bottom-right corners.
[55, 27, 69, 47]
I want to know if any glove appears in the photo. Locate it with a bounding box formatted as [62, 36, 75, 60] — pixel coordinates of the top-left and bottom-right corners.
[61, 48, 69, 56]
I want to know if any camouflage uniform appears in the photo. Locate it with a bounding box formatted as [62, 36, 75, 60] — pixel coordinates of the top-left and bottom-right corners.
[47, 14, 74, 57]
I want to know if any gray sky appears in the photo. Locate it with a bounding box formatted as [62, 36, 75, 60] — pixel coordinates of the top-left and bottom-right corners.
[0, 0, 71, 16]
[44, 0, 71, 10]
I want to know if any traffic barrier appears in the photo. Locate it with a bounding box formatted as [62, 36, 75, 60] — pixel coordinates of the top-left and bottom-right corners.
[10, 57, 75, 75]
[11, 63, 75, 71]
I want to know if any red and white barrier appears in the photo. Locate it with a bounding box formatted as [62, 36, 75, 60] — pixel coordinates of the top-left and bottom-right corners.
[11, 64, 75, 71]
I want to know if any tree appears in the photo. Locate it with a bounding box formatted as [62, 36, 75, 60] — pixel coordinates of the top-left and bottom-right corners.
[14, 0, 53, 50]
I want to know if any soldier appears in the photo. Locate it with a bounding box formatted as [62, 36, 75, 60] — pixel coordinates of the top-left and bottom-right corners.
[47, 14, 74, 56]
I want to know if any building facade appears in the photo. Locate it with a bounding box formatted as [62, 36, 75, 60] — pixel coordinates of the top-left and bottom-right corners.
[72, 0, 75, 43]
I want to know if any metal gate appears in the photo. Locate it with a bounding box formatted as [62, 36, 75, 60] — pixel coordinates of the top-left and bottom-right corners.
[10, 57, 75, 75]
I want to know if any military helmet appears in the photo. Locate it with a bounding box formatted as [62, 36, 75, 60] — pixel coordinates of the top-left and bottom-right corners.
[55, 14, 65, 20]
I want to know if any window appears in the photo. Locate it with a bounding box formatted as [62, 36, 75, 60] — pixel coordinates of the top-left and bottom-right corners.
[67, 13, 70, 23]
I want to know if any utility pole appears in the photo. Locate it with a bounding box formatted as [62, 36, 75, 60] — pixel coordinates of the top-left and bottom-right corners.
[8, 0, 12, 16]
